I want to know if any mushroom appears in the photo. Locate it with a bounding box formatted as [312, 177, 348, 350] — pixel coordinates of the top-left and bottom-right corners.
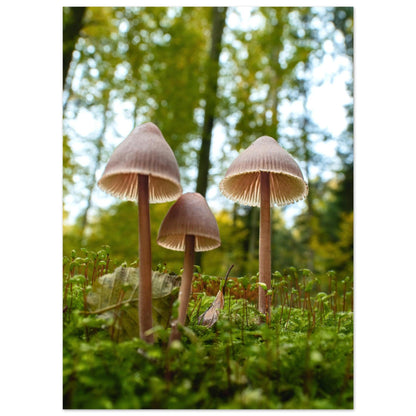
[219, 136, 308, 319]
[98, 122, 182, 343]
[157, 192, 221, 343]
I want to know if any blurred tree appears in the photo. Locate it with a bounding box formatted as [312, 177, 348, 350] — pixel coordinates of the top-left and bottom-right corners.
[64, 7, 206, 235]
[306, 175, 353, 276]
[223, 7, 316, 150]
[195, 7, 228, 198]
[203, 209, 250, 276]
[194, 7, 228, 269]
[63, 7, 87, 88]
[63, 6, 88, 231]
[78, 91, 111, 244]
[221, 7, 326, 275]
[332, 7, 353, 59]
[63, 134, 77, 197]
[63, 134, 80, 226]
[63, 7, 121, 244]
[312, 7, 353, 277]
[113, 7, 210, 174]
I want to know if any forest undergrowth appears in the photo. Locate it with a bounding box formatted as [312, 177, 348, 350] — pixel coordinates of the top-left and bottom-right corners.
[63, 247, 353, 409]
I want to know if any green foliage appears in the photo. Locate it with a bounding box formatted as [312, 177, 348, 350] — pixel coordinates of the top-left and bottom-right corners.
[63, 249, 353, 409]
[299, 172, 353, 277]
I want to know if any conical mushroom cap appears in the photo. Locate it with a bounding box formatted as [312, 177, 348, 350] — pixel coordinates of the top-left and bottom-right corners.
[219, 136, 308, 207]
[98, 122, 182, 203]
[157, 193, 221, 252]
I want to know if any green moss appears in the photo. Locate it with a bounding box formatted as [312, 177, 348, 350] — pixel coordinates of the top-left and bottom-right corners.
[63, 248, 353, 409]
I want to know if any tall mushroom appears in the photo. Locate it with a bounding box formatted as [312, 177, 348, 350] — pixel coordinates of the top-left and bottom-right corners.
[157, 192, 221, 343]
[98, 122, 182, 343]
[219, 136, 308, 319]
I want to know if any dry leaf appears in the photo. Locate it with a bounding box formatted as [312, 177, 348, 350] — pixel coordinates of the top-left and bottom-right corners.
[87, 266, 180, 341]
[197, 264, 233, 328]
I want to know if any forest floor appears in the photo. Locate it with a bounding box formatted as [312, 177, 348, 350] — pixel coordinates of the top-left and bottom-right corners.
[63, 249, 353, 409]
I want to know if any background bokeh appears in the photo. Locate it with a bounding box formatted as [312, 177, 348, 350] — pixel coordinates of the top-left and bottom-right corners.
[63, 6, 353, 278]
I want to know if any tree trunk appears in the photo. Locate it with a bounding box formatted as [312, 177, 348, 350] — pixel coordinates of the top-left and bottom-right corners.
[195, 6, 227, 197]
[63, 7, 87, 89]
[194, 6, 227, 269]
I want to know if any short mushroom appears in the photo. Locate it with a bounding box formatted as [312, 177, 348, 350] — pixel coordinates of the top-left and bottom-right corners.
[219, 136, 308, 319]
[98, 122, 182, 343]
[157, 192, 221, 343]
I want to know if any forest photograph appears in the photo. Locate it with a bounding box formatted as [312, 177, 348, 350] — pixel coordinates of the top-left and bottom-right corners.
[4, 2, 416, 415]
[62, 6, 354, 409]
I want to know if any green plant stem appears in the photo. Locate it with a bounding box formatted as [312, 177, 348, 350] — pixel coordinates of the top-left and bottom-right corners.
[308, 292, 313, 313]
[320, 300, 324, 324]
[303, 330, 312, 400]
[312, 308, 316, 328]
[189, 295, 202, 321]
[285, 292, 293, 329]
[105, 253, 110, 274]
[343, 281, 347, 312]
[244, 288, 248, 327]
[241, 302, 245, 344]
[296, 274, 301, 308]
[91, 257, 98, 285]
[334, 277, 338, 314]
[63, 275, 70, 309]
[279, 303, 284, 325]
[328, 275, 332, 311]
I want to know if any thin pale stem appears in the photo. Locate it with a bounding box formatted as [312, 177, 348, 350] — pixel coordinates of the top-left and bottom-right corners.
[138, 174, 154, 343]
[169, 234, 195, 344]
[259, 171, 271, 318]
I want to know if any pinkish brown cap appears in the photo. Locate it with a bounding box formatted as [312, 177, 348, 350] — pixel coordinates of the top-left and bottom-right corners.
[157, 192, 221, 252]
[219, 136, 308, 207]
[98, 122, 182, 203]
